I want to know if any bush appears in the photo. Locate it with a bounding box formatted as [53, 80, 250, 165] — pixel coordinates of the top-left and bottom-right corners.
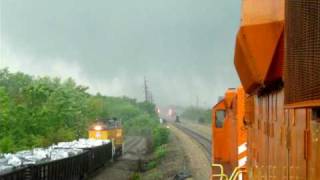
[153, 127, 170, 148]
[130, 173, 141, 180]
[0, 136, 14, 153]
[155, 145, 167, 160]
[145, 145, 167, 170]
[146, 160, 157, 170]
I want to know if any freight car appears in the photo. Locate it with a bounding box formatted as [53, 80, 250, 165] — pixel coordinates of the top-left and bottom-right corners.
[0, 141, 113, 180]
[212, 0, 320, 179]
[89, 118, 124, 157]
[0, 118, 124, 180]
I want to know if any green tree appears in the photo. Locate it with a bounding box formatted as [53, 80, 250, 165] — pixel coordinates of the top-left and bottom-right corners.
[0, 68, 168, 153]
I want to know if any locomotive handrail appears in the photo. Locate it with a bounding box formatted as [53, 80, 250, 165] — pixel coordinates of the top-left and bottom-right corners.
[212, 174, 228, 180]
[211, 174, 228, 180]
[211, 164, 228, 180]
[211, 164, 247, 180]
[229, 166, 247, 180]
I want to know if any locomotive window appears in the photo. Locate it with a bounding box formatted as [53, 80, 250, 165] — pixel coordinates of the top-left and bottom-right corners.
[216, 110, 225, 128]
[312, 108, 320, 123]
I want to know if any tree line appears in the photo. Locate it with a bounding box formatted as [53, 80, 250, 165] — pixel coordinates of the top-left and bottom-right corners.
[0, 68, 168, 153]
[181, 106, 212, 124]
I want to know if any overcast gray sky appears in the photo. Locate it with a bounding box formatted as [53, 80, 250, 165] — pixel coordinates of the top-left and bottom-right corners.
[0, 0, 240, 108]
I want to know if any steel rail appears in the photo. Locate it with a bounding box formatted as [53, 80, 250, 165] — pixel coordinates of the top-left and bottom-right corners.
[173, 123, 211, 162]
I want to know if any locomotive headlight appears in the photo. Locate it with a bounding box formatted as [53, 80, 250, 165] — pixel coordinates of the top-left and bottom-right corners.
[94, 125, 102, 131]
[116, 131, 122, 137]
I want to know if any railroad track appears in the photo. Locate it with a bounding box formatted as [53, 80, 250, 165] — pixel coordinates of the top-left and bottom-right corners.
[124, 136, 141, 153]
[173, 123, 211, 162]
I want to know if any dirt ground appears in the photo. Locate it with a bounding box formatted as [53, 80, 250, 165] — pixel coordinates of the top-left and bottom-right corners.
[91, 136, 147, 180]
[168, 124, 211, 180]
[91, 134, 191, 180]
[141, 130, 191, 180]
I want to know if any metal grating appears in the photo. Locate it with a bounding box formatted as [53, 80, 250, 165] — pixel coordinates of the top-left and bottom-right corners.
[285, 0, 320, 104]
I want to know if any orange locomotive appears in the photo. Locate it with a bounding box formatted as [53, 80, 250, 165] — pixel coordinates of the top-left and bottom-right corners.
[212, 0, 320, 179]
[212, 87, 247, 178]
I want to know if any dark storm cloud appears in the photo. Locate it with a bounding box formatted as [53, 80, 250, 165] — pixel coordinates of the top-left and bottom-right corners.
[0, 0, 240, 107]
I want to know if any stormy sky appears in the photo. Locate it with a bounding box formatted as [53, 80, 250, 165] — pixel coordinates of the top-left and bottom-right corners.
[0, 0, 240, 107]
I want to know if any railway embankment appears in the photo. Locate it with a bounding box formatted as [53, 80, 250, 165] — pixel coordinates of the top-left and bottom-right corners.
[169, 123, 211, 180]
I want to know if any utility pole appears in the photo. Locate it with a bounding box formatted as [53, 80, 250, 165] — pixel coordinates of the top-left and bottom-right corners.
[144, 76, 149, 102]
[144, 76, 155, 103]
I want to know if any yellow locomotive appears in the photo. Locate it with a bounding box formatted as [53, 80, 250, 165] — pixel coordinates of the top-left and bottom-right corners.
[89, 118, 124, 157]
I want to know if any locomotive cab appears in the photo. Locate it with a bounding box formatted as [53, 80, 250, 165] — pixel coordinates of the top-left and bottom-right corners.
[89, 118, 124, 157]
[212, 87, 247, 179]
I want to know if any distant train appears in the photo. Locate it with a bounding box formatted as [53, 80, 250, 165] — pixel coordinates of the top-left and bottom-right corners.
[211, 0, 320, 179]
[157, 106, 177, 122]
[89, 118, 124, 157]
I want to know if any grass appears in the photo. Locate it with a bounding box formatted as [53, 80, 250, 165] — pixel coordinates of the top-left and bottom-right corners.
[146, 144, 167, 170]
